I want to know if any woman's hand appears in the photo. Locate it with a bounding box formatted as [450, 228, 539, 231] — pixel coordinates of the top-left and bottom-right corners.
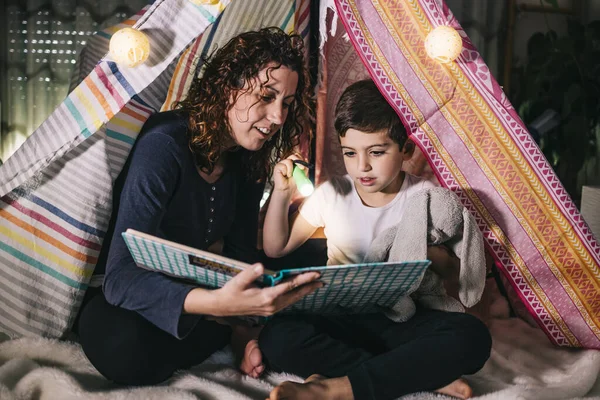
[184, 263, 323, 317]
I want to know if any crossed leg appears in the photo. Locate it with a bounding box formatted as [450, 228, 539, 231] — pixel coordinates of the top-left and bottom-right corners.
[260, 310, 491, 400]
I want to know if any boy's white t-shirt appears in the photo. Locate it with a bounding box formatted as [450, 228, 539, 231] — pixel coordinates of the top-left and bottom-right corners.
[299, 174, 436, 265]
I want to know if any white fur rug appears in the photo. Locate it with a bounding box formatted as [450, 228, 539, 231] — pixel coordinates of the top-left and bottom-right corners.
[1, 316, 600, 400]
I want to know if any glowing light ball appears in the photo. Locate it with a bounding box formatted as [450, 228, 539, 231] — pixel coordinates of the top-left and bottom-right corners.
[109, 28, 150, 68]
[424, 26, 463, 64]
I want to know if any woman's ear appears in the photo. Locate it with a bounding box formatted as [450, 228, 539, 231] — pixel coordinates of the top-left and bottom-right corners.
[401, 138, 415, 158]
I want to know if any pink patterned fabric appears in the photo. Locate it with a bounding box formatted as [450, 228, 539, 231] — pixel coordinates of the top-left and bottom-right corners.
[330, 0, 600, 349]
[314, 7, 435, 185]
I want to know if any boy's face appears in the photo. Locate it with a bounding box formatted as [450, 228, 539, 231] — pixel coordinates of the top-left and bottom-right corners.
[340, 128, 413, 197]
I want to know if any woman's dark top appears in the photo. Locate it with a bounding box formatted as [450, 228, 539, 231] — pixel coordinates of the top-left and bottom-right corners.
[94, 110, 264, 339]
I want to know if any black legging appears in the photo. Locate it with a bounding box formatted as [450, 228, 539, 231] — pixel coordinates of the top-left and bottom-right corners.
[259, 309, 492, 400]
[75, 289, 231, 386]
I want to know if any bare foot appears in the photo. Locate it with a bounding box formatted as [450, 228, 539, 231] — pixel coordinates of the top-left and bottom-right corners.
[231, 325, 265, 378]
[267, 374, 353, 400]
[240, 339, 265, 378]
[435, 378, 473, 399]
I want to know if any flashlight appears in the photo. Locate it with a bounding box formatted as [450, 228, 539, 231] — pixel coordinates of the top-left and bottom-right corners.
[292, 160, 314, 197]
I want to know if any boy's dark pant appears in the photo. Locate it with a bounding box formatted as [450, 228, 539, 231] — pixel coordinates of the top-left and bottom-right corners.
[259, 309, 492, 400]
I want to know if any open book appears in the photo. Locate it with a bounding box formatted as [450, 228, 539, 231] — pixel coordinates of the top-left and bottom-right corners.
[122, 229, 431, 315]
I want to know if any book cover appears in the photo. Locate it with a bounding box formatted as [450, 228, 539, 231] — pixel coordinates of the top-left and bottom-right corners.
[122, 229, 431, 315]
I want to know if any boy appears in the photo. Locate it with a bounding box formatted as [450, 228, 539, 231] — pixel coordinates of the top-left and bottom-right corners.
[260, 80, 491, 400]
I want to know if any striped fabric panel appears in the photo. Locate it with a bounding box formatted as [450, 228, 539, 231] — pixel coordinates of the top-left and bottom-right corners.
[0, 186, 97, 337]
[162, 0, 304, 112]
[0, 133, 121, 337]
[140, 62, 178, 111]
[69, 6, 152, 92]
[294, 0, 311, 49]
[0, 0, 230, 197]
[335, 0, 600, 349]
[0, 0, 313, 339]
[0, 0, 232, 338]
[103, 98, 155, 180]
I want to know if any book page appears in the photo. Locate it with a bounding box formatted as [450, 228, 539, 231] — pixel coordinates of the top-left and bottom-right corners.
[123, 229, 431, 315]
[123, 229, 276, 282]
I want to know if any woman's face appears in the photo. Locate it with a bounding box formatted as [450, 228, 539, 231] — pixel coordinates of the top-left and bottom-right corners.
[227, 64, 299, 151]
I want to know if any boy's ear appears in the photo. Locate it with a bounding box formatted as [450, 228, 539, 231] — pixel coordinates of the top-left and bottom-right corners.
[402, 139, 415, 158]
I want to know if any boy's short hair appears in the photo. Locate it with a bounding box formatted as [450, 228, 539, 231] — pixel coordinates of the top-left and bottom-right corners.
[334, 79, 408, 147]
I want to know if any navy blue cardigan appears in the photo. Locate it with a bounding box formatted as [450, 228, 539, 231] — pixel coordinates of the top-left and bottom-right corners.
[95, 110, 264, 338]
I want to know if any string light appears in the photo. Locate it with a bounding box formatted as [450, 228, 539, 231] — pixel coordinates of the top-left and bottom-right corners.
[109, 27, 150, 68]
[424, 26, 462, 64]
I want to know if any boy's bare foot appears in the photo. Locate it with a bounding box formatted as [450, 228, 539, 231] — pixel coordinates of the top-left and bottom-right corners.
[267, 374, 353, 400]
[435, 378, 473, 399]
[231, 325, 265, 378]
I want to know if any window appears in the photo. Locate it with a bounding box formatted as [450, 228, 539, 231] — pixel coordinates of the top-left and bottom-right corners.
[1, 0, 146, 162]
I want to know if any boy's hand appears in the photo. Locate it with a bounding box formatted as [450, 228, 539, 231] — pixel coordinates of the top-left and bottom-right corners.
[272, 159, 296, 193]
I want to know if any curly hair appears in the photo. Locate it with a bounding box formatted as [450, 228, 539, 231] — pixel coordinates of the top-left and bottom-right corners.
[177, 27, 313, 181]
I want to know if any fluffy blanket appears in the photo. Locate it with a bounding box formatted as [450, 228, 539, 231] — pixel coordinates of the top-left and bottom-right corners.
[364, 187, 487, 322]
[2, 311, 600, 400]
[0, 282, 597, 400]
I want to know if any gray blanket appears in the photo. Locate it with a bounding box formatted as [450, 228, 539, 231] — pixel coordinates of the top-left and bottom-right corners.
[364, 187, 487, 322]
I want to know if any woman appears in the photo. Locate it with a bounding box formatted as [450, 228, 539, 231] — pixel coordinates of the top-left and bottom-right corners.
[75, 27, 321, 386]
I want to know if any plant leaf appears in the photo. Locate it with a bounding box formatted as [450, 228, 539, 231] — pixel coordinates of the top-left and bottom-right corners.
[587, 21, 600, 51]
[563, 84, 582, 118]
[544, 0, 559, 8]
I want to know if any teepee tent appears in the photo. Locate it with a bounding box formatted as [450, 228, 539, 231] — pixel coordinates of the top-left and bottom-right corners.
[1, 0, 599, 351]
[325, 0, 600, 349]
